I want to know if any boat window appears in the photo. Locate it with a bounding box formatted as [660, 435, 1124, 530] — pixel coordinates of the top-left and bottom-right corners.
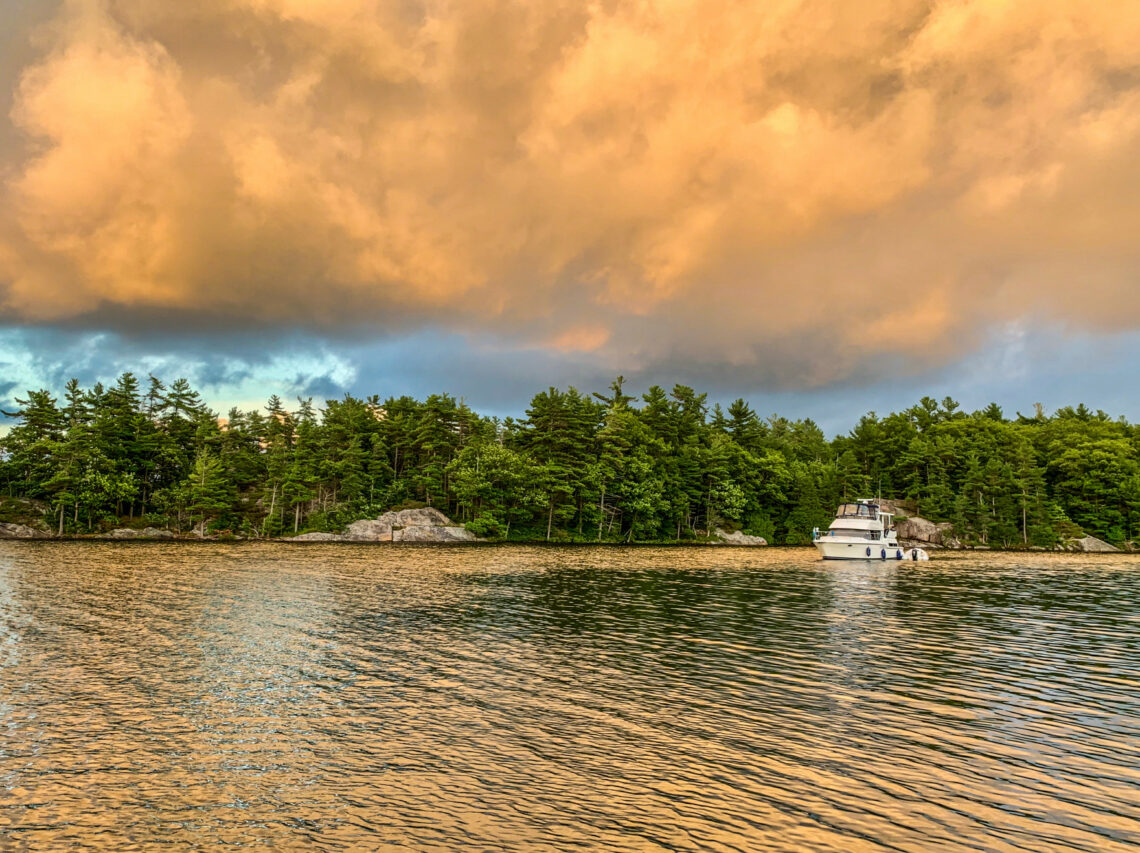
[830, 527, 871, 539]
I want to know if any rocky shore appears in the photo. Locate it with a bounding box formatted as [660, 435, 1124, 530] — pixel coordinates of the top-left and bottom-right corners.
[888, 505, 1122, 553]
[0, 503, 1127, 550]
[712, 528, 768, 546]
[0, 522, 52, 539]
[97, 527, 176, 540]
[288, 508, 478, 543]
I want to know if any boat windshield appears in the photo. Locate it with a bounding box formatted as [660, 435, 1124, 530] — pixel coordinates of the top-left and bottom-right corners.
[835, 503, 878, 519]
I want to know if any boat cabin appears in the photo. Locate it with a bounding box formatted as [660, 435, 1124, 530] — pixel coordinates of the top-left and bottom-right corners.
[815, 500, 896, 542]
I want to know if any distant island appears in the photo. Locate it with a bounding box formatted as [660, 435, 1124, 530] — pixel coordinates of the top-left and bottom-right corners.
[1, 374, 1137, 550]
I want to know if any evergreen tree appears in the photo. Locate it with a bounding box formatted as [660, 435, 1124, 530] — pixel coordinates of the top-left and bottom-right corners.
[187, 450, 232, 535]
[2, 373, 1138, 546]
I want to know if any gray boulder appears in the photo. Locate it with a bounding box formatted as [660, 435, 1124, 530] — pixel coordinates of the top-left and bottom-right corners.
[713, 528, 768, 546]
[1069, 535, 1118, 553]
[0, 522, 51, 539]
[895, 516, 941, 544]
[342, 507, 477, 542]
[396, 524, 476, 542]
[386, 507, 452, 528]
[102, 527, 177, 540]
[895, 517, 961, 548]
[345, 519, 393, 540]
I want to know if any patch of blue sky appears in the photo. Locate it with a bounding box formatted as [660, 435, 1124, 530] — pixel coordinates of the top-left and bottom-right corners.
[2, 323, 1138, 439]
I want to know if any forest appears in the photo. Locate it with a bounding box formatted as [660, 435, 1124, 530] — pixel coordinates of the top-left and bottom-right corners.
[2, 373, 1138, 547]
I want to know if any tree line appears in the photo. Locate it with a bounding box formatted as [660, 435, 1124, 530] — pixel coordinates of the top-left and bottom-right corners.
[2, 374, 1138, 546]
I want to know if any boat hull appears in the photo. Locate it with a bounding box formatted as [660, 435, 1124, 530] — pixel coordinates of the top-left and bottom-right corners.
[815, 539, 905, 560]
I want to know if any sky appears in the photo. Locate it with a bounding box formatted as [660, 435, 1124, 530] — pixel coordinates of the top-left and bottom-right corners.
[1, 0, 1138, 436]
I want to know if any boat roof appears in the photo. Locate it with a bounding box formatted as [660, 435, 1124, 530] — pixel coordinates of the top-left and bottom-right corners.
[836, 501, 893, 520]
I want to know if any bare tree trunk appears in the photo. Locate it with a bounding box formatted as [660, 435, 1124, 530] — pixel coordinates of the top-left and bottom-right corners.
[58, 504, 64, 537]
[265, 484, 277, 537]
[294, 504, 300, 533]
[546, 499, 554, 541]
[597, 485, 605, 541]
[1026, 492, 1035, 547]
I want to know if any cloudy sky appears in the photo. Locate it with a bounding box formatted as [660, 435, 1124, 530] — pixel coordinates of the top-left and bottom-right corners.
[1, 0, 1138, 433]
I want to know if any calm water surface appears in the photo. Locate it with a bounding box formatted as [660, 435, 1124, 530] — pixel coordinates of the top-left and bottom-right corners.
[1, 543, 1139, 851]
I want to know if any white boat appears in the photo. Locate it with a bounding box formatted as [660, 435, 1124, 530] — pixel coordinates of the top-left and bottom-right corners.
[812, 499, 909, 561]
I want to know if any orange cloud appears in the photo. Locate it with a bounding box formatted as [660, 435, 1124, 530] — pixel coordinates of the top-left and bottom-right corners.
[2, 0, 1139, 386]
[550, 324, 610, 353]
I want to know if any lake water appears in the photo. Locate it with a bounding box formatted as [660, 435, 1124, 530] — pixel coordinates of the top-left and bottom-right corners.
[1, 544, 1139, 851]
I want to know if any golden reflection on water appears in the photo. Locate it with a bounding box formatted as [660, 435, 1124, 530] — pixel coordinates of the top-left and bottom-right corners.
[1, 544, 1139, 851]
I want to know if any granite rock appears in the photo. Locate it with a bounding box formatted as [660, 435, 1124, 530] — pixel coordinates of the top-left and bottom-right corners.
[345, 519, 393, 540]
[713, 528, 768, 546]
[346, 507, 476, 542]
[396, 524, 476, 542]
[1069, 535, 1118, 552]
[0, 522, 50, 539]
[894, 516, 942, 544]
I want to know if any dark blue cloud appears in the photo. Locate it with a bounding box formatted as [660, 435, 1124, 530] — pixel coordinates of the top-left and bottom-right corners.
[3, 323, 1139, 437]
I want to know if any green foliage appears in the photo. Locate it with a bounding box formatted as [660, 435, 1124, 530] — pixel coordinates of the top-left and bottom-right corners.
[3, 374, 1138, 545]
[465, 514, 506, 539]
[187, 450, 233, 533]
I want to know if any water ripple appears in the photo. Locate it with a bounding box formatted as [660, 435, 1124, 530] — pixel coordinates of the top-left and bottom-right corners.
[1, 544, 1139, 851]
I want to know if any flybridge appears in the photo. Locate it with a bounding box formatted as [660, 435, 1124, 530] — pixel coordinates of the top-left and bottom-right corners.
[835, 501, 883, 520]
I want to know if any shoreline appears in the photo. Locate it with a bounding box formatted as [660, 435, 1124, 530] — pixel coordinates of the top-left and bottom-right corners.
[2, 537, 1134, 554]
